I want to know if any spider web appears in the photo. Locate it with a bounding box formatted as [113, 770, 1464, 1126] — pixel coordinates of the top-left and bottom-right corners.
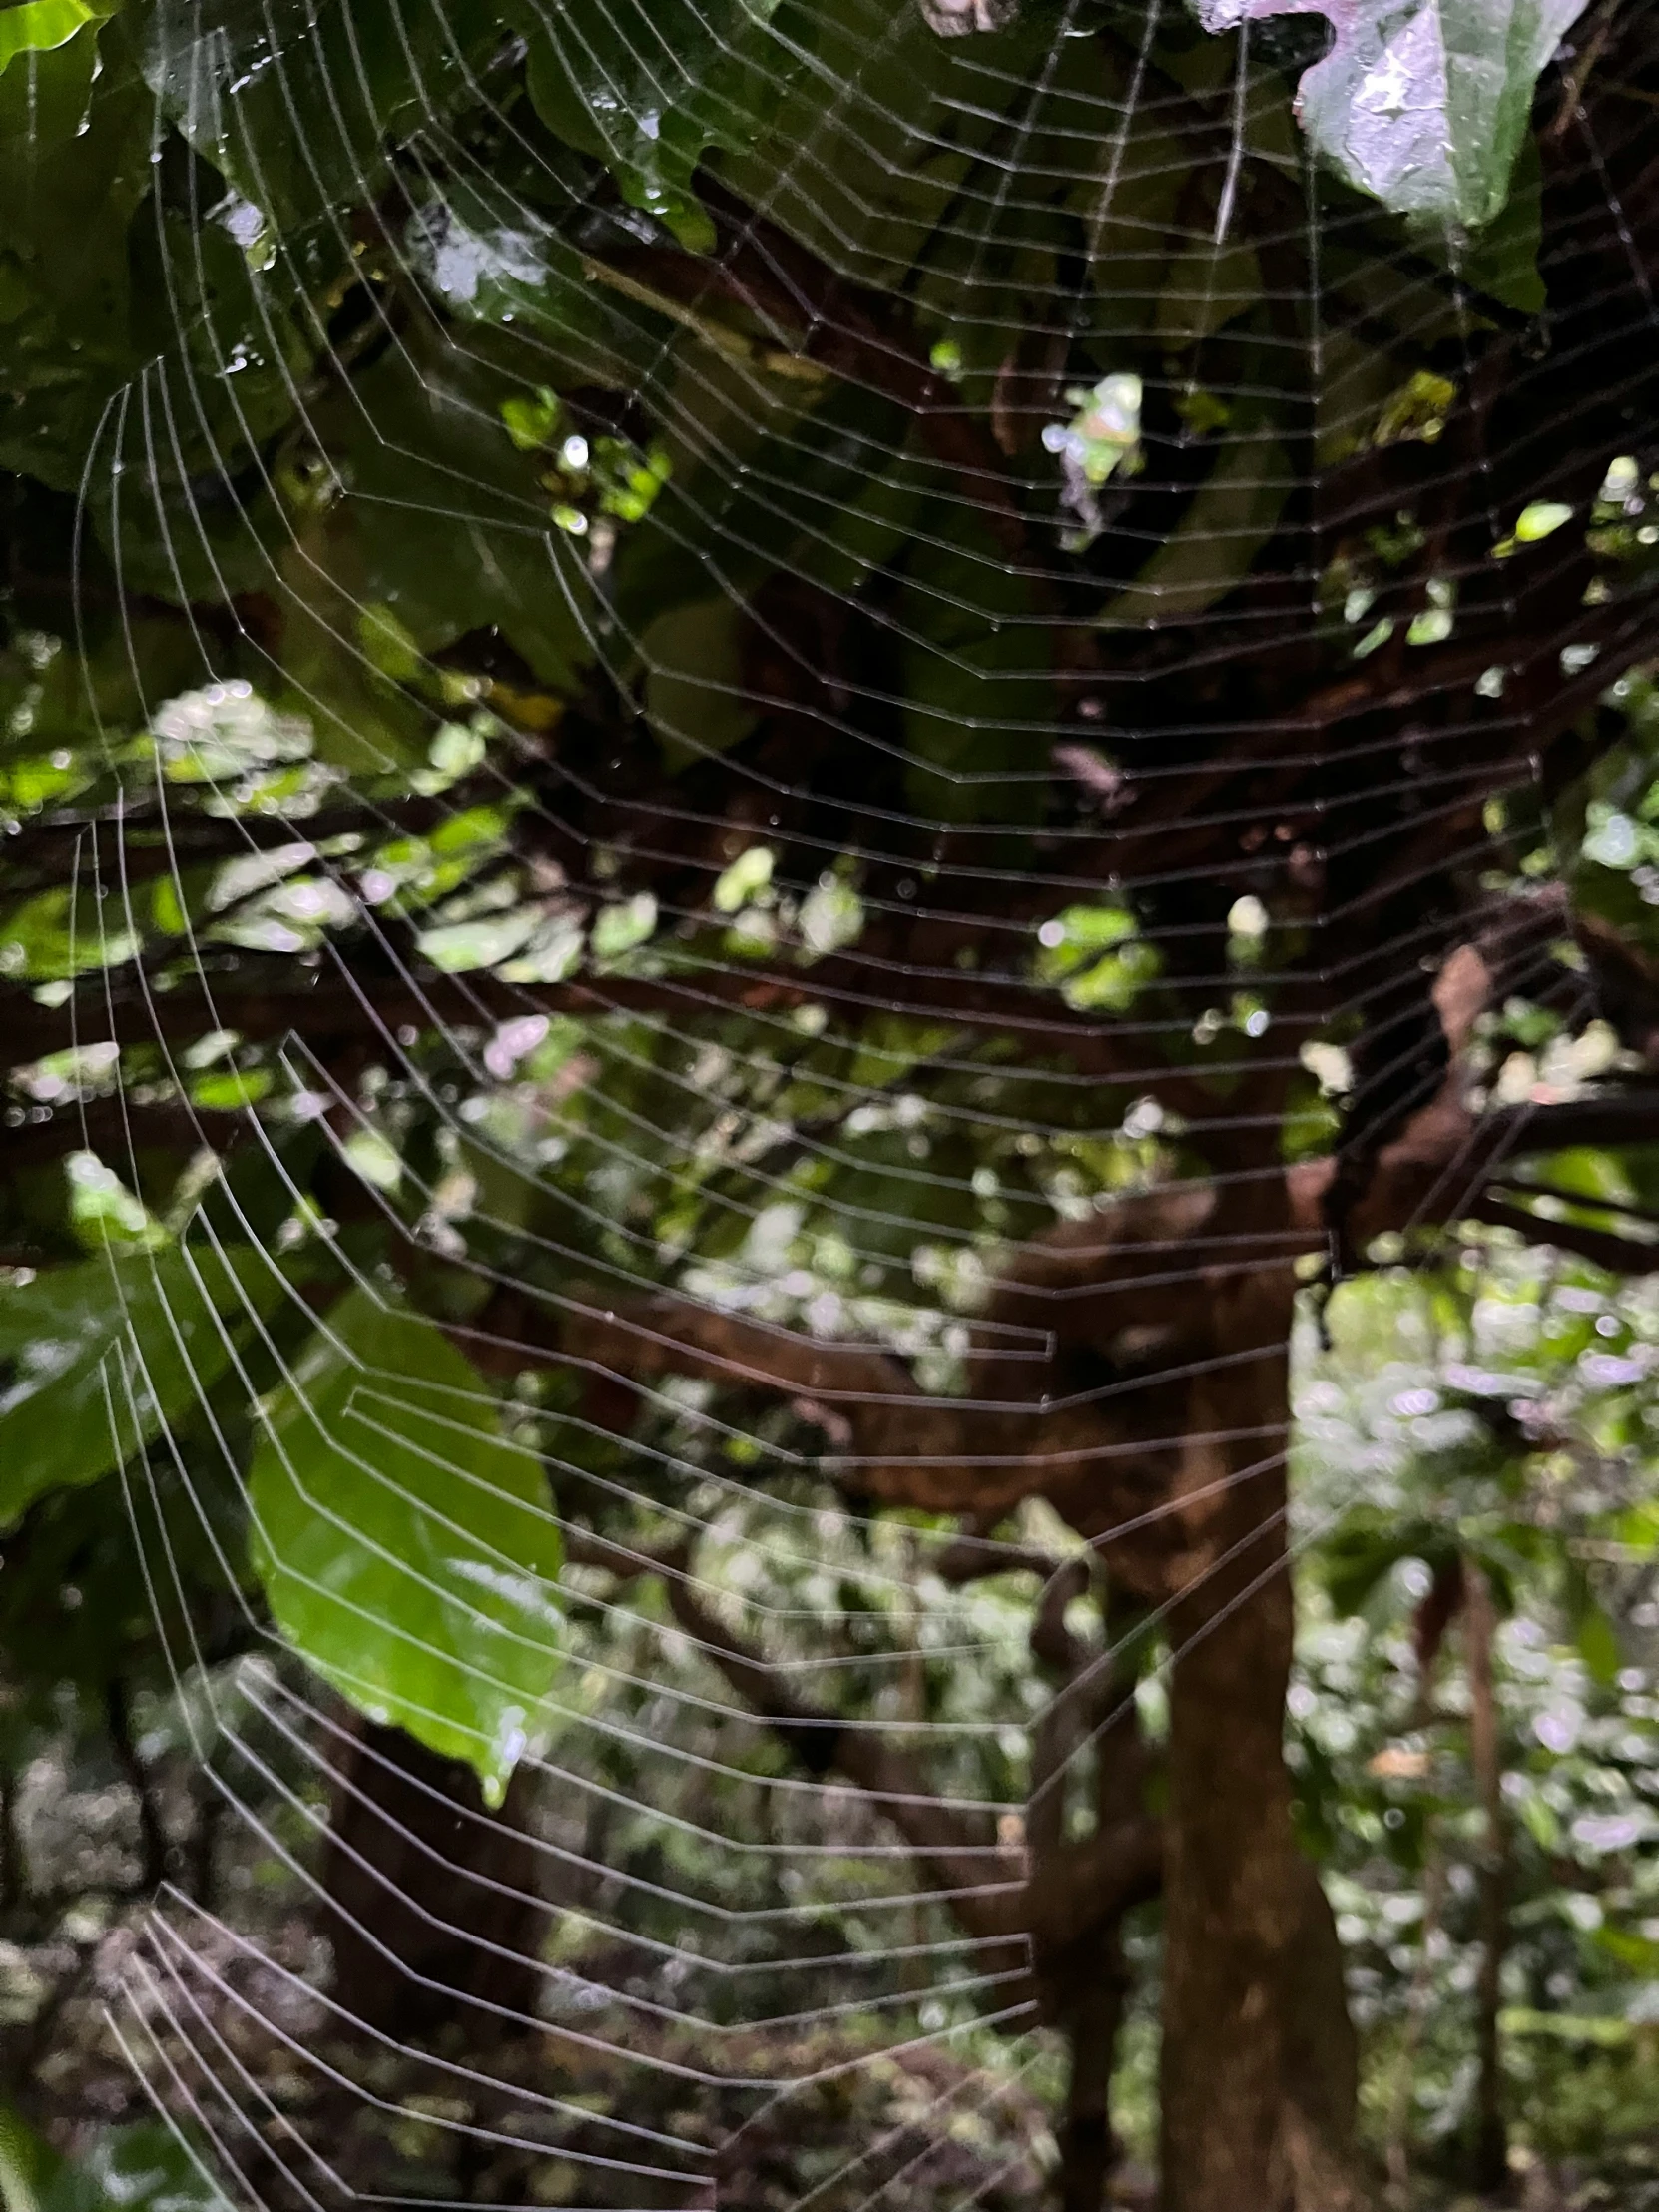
[12, 0, 1659, 2203]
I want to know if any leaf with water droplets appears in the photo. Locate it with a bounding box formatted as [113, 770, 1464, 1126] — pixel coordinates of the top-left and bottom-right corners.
[1191, 0, 1589, 232]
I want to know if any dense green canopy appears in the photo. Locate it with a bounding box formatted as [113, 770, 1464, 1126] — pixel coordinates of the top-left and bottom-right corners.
[1, 2, 1658, 2208]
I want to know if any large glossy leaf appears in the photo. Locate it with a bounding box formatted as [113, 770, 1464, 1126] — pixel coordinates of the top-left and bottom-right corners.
[248, 1288, 564, 1802]
[0, 1243, 288, 1526]
[640, 598, 761, 769]
[0, 0, 115, 74]
[1192, 0, 1587, 231]
[311, 339, 595, 697]
[0, 19, 154, 493]
[1101, 434, 1291, 629]
[899, 515, 1053, 826]
[510, 0, 787, 250]
[718, 0, 978, 288]
[140, 0, 505, 233]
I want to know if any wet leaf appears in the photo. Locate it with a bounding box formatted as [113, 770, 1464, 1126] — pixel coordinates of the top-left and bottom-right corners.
[0, 0, 114, 76]
[1191, 0, 1588, 231]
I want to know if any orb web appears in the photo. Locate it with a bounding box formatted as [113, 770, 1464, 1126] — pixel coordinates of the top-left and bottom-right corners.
[9, 0, 1659, 2204]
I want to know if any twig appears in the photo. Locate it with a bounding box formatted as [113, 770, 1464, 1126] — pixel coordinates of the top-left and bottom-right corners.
[1470, 1193, 1659, 1277]
[103, 1679, 169, 1893]
[1549, 0, 1622, 140]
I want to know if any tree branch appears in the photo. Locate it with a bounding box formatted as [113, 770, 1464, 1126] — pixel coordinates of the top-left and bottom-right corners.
[1469, 1192, 1659, 1276]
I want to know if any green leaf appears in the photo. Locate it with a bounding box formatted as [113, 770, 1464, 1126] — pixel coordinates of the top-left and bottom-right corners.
[416, 907, 543, 974]
[501, 387, 563, 453]
[0, 23, 154, 497]
[1575, 1600, 1621, 1687]
[309, 342, 593, 698]
[1497, 2007, 1634, 2048]
[0, 2106, 229, 2212]
[1192, 0, 1588, 232]
[510, 0, 784, 249]
[0, 0, 113, 75]
[143, 0, 505, 234]
[1515, 499, 1575, 543]
[799, 875, 865, 957]
[1510, 1146, 1638, 1208]
[846, 1016, 958, 1091]
[1283, 1074, 1343, 1163]
[1319, 1509, 1446, 1617]
[1455, 137, 1546, 310]
[247, 1288, 564, 1803]
[641, 599, 761, 771]
[1100, 436, 1289, 629]
[591, 892, 658, 961]
[0, 1243, 287, 1527]
[713, 846, 775, 914]
[900, 520, 1052, 825]
[1036, 904, 1161, 1012]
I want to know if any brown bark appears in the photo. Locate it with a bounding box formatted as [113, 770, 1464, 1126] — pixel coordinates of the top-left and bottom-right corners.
[1277, 1861, 1372, 2212]
[1159, 1278, 1301, 2212]
[1057, 1947, 1130, 2212]
[1041, 1581, 1152, 2212]
[320, 1717, 546, 2044]
[1158, 1244, 1373, 2212]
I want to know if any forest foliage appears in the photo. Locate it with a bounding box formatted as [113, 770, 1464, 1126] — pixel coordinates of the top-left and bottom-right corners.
[0, 0, 1657, 2205]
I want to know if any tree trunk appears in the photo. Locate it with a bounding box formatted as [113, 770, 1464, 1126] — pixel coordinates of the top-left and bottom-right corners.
[1058, 1941, 1129, 2212]
[1276, 1859, 1373, 2212]
[1159, 1266, 1373, 2212]
[1027, 1569, 1145, 2212]
[320, 1717, 546, 2045]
